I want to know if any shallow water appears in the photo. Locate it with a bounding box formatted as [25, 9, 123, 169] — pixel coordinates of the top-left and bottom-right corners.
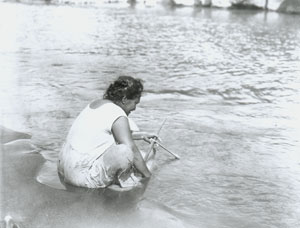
[0, 1, 300, 228]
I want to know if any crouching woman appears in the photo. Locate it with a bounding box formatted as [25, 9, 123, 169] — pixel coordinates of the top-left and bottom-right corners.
[58, 76, 154, 188]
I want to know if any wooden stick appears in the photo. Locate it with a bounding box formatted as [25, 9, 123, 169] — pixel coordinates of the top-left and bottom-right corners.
[152, 140, 180, 159]
[144, 118, 167, 161]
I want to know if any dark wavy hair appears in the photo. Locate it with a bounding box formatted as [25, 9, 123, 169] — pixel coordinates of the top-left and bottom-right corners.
[103, 76, 143, 102]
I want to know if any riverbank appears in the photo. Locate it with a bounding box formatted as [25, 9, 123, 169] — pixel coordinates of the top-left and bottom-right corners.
[194, 0, 300, 14]
[2, 0, 300, 14]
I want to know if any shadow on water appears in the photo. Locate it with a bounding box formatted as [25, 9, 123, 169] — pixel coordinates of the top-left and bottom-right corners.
[60, 176, 151, 212]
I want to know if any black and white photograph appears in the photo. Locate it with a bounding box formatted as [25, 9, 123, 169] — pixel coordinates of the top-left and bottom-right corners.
[0, 0, 300, 227]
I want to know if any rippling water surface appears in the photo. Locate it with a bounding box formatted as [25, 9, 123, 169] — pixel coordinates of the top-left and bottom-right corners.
[1, 1, 300, 228]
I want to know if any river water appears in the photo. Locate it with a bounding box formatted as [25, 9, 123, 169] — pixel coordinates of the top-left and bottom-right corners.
[0, 1, 300, 228]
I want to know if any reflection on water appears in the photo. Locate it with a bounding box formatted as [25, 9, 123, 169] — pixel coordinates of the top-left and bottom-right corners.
[1, 1, 300, 228]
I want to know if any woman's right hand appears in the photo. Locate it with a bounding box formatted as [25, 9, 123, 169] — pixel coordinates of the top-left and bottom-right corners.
[141, 132, 161, 143]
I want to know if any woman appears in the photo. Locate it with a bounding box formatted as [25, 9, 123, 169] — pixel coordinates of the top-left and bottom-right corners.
[58, 76, 155, 188]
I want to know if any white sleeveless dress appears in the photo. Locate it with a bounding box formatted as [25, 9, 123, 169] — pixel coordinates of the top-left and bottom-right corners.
[58, 102, 132, 188]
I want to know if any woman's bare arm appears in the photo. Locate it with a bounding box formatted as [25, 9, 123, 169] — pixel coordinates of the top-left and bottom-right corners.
[112, 117, 151, 178]
[132, 131, 159, 141]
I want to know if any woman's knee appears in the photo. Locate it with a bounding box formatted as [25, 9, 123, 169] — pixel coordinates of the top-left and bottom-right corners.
[103, 144, 133, 169]
[115, 144, 134, 161]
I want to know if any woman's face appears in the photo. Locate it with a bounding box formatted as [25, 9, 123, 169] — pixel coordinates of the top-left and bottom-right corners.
[123, 97, 140, 115]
